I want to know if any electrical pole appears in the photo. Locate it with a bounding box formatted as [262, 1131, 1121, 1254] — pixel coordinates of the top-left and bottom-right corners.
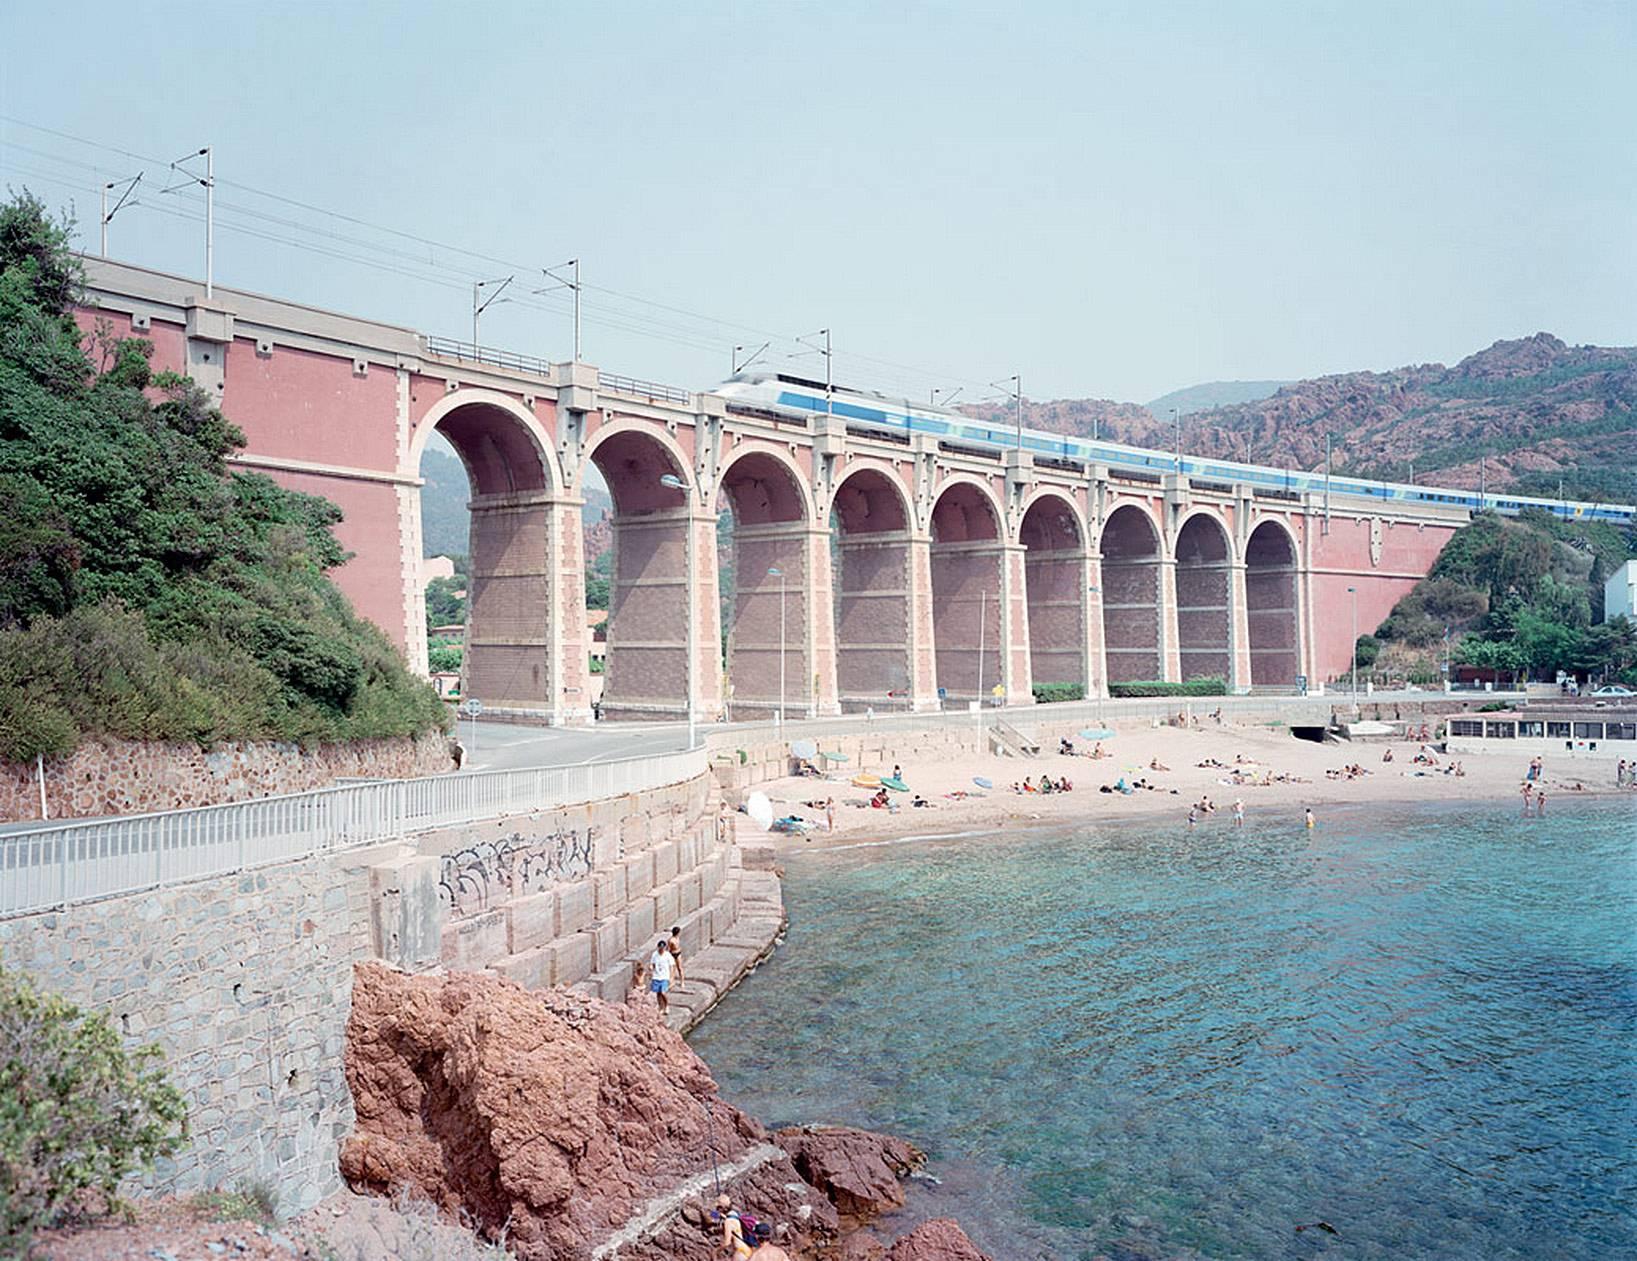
[733, 342, 768, 375]
[1324, 435, 1333, 534]
[799, 330, 832, 413]
[1172, 407, 1182, 473]
[1348, 585, 1358, 705]
[100, 173, 141, 257]
[1015, 374, 1023, 449]
[165, 149, 213, 297]
[535, 261, 581, 361]
[472, 275, 513, 350]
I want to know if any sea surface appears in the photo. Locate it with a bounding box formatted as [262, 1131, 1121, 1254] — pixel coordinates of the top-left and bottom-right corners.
[689, 799, 1637, 1260]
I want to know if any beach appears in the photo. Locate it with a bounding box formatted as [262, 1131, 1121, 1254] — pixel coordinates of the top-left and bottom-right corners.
[745, 716, 1630, 849]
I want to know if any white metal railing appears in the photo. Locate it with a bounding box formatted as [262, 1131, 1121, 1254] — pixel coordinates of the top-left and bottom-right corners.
[0, 748, 706, 920]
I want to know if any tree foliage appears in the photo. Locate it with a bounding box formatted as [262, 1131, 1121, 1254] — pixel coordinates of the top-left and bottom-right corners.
[0, 961, 188, 1249]
[0, 192, 447, 762]
[1373, 507, 1637, 681]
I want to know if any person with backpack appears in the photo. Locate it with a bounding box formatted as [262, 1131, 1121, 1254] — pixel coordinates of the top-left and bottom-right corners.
[713, 1194, 753, 1259]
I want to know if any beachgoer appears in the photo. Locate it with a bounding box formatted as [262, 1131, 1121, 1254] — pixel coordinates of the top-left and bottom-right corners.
[648, 938, 675, 1014]
[715, 1195, 752, 1260]
[1535, 790, 1547, 816]
[1304, 807, 1316, 830]
[1381, 747, 1394, 763]
[892, 764, 902, 782]
[1232, 798, 1244, 827]
[825, 796, 836, 832]
[1187, 806, 1198, 828]
[1521, 782, 1533, 814]
[668, 925, 686, 984]
[747, 1222, 790, 1260]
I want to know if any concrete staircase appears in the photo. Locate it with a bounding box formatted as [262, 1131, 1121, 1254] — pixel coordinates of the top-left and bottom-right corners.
[987, 719, 1041, 759]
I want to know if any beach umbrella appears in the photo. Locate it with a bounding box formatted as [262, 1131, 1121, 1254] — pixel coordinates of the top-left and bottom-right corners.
[820, 750, 850, 764]
[1079, 727, 1115, 740]
[745, 791, 774, 831]
[791, 738, 818, 760]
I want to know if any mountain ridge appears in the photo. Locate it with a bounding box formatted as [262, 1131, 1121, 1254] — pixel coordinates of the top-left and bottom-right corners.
[962, 332, 1636, 501]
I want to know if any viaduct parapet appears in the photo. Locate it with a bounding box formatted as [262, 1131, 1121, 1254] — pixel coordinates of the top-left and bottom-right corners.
[76, 258, 1468, 722]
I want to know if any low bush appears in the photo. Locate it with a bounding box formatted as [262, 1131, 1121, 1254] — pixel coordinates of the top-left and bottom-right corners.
[1108, 677, 1227, 698]
[1031, 682, 1084, 704]
[0, 961, 188, 1249]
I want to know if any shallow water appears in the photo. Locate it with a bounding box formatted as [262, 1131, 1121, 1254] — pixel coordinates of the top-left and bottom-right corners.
[690, 800, 1637, 1260]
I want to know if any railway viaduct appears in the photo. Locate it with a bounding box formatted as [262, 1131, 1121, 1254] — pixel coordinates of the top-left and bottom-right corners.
[75, 257, 1467, 725]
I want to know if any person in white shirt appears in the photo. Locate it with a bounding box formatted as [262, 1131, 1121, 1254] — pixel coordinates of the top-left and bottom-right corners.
[648, 938, 676, 1014]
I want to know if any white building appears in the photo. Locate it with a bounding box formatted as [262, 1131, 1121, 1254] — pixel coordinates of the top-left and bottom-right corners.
[1606, 559, 1636, 621]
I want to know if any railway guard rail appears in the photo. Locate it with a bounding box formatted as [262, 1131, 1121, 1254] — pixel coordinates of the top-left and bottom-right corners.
[1, 747, 707, 920]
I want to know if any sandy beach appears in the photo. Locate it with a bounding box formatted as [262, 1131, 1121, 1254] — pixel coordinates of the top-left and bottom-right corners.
[747, 718, 1634, 850]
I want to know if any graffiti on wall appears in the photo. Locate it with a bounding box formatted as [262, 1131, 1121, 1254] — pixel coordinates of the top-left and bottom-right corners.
[438, 828, 596, 918]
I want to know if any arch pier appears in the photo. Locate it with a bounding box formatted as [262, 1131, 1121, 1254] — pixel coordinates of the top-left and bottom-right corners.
[1174, 513, 1234, 684]
[1020, 494, 1090, 695]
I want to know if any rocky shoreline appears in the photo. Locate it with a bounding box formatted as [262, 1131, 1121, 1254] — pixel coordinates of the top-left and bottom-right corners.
[337, 962, 990, 1260]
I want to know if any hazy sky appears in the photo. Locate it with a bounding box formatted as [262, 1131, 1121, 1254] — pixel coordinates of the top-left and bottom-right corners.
[3, 1, 1633, 403]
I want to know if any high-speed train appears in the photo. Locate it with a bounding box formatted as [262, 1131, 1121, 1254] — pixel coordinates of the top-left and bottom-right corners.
[714, 370, 1637, 526]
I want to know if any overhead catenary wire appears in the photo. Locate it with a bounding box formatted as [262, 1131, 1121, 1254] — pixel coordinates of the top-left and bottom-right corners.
[0, 115, 1027, 401]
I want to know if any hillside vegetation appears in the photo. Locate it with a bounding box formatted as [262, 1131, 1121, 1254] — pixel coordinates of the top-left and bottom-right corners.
[0, 194, 447, 763]
[1363, 510, 1635, 686]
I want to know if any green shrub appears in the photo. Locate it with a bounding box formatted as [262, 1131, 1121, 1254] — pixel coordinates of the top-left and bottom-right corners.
[427, 644, 462, 674]
[1108, 677, 1227, 698]
[0, 961, 188, 1248]
[1031, 682, 1084, 704]
[1407, 666, 1443, 686]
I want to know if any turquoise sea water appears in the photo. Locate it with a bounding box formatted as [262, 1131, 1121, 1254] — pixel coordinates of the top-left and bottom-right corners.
[690, 800, 1637, 1260]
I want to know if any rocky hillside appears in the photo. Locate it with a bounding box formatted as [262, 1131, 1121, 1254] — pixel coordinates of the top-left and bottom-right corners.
[963, 333, 1637, 502]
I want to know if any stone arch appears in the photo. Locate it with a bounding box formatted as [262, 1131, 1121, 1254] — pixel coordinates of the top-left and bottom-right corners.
[580, 422, 698, 720]
[412, 392, 569, 714]
[1174, 510, 1233, 683]
[1246, 518, 1300, 687]
[714, 447, 817, 719]
[830, 463, 917, 710]
[1100, 502, 1163, 683]
[929, 479, 1004, 704]
[1019, 490, 1087, 691]
[409, 388, 564, 491]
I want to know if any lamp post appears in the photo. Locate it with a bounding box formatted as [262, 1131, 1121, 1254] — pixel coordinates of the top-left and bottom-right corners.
[1088, 583, 1102, 719]
[659, 473, 695, 750]
[767, 566, 786, 733]
[1347, 585, 1359, 705]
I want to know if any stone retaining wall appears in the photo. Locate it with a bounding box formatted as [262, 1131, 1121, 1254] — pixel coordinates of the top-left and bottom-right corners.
[0, 766, 779, 1216]
[0, 732, 458, 823]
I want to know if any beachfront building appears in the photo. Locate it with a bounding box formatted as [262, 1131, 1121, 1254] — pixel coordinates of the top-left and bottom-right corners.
[1605, 559, 1636, 621]
[1445, 706, 1637, 760]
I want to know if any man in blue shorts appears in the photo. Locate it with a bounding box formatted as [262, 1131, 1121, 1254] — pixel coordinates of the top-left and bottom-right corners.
[648, 938, 676, 1015]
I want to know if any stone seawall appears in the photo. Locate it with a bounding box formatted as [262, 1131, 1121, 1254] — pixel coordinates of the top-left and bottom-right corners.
[0, 767, 782, 1215]
[0, 732, 458, 823]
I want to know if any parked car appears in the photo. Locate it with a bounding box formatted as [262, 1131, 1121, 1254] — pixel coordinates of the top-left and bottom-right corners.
[1590, 685, 1633, 697]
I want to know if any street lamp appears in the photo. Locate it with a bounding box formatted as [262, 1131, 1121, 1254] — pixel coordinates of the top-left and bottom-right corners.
[767, 566, 786, 732]
[1347, 585, 1359, 705]
[659, 473, 696, 750]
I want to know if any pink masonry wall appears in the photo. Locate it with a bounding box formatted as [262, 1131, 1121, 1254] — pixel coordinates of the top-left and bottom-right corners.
[1308, 516, 1460, 683]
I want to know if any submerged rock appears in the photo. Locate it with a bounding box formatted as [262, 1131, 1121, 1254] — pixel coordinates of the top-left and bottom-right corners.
[885, 1218, 994, 1261]
[774, 1126, 924, 1224]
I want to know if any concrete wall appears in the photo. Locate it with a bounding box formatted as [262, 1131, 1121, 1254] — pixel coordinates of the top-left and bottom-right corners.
[0, 850, 379, 1211]
[0, 766, 745, 1215]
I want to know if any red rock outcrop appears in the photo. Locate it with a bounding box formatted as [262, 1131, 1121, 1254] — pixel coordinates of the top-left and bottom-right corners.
[884, 1219, 993, 1261]
[339, 963, 934, 1261]
[775, 1127, 922, 1225]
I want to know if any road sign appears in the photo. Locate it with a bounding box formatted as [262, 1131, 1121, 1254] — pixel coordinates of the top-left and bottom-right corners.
[462, 698, 483, 718]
